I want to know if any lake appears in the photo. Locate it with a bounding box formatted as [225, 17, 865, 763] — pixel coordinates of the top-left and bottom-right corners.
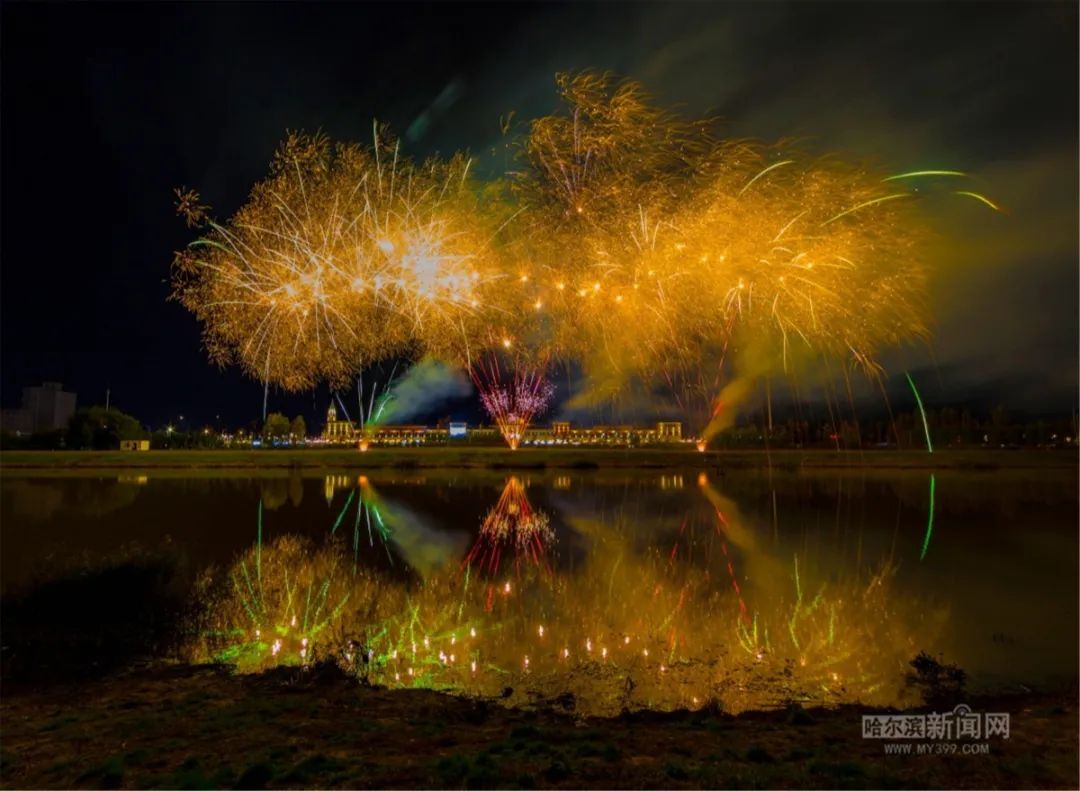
[2, 467, 1076, 715]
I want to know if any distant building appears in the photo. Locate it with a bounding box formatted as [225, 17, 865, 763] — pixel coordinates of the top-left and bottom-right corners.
[0, 382, 77, 435]
[322, 402, 356, 442]
[657, 422, 682, 440]
[525, 421, 685, 446]
[317, 411, 686, 448]
[371, 425, 430, 444]
[120, 439, 150, 451]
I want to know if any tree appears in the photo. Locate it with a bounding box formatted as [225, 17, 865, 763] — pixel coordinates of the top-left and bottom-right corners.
[289, 415, 307, 441]
[67, 406, 145, 450]
[262, 412, 290, 440]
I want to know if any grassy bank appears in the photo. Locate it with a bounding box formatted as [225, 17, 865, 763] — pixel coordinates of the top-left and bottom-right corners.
[1, 664, 1075, 790]
[1, 447, 1077, 471]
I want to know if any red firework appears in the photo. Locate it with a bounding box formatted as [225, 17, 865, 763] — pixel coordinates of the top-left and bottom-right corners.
[472, 354, 555, 450]
[463, 477, 554, 580]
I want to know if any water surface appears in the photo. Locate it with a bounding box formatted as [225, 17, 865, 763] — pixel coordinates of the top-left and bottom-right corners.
[3, 467, 1075, 714]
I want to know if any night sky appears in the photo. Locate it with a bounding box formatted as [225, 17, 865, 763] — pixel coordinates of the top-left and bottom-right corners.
[2, 2, 1076, 430]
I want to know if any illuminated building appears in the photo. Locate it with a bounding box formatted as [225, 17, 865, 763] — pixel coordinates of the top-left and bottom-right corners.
[320, 409, 686, 447]
[657, 422, 683, 440]
[322, 402, 356, 443]
[523, 421, 686, 446]
[367, 425, 430, 444]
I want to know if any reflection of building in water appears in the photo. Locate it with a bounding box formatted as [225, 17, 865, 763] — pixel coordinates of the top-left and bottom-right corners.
[323, 474, 351, 504]
[659, 474, 684, 490]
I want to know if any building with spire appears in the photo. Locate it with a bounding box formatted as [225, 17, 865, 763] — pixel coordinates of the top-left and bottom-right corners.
[322, 402, 356, 442]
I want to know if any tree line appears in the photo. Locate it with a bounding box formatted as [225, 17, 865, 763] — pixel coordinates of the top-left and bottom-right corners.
[0, 407, 309, 450]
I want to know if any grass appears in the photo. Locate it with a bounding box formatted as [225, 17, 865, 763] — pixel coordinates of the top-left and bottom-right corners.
[1, 446, 1076, 472]
[1, 663, 1076, 789]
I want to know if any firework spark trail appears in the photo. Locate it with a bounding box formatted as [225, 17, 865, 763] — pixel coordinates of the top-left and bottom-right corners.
[173, 72, 997, 434]
[920, 474, 936, 562]
[196, 471, 949, 714]
[463, 477, 554, 579]
[472, 352, 555, 449]
[905, 371, 934, 453]
[172, 130, 504, 394]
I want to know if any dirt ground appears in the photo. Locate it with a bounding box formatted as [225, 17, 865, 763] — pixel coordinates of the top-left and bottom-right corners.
[1, 664, 1076, 789]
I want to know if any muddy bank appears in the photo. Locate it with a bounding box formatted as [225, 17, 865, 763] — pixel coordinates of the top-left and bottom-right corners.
[1, 664, 1076, 789]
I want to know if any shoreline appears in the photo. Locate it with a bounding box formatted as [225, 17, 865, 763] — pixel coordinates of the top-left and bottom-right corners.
[1, 663, 1076, 789]
[2, 447, 1077, 472]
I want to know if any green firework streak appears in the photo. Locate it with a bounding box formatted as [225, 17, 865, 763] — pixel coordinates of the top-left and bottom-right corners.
[920, 474, 936, 561]
[905, 372, 933, 453]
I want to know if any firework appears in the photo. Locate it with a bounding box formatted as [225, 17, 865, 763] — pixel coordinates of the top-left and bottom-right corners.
[463, 476, 554, 579]
[172, 129, 502, 393]
[670, 140, 933, 443]
[172, 72, 994, 435]
[506, 73, 702, 402]
[906, 372, 933, 453]
[920, 474, 937, 561]
[193, 533, 354, 669]
[506, 73, 994, 440]
[473, 353, 555, 449]
[192, 496, 945, 715]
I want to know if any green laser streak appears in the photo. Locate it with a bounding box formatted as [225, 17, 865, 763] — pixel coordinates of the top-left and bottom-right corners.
[788, 554, 802, 650]
[905, 372, 933, 453]
[920, 474, 936, 561]
[330, 489, 356, 535]
[739, 159, 794, 196]
[256, 499, 263, 587]
[372, 393, 393, 424]
[882, 170, 966, 182]
[954, 190, 1001, 212]
[353, 497, 362, 569]
[821, 194, 909, 226]
[302, 581, 314, 633]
